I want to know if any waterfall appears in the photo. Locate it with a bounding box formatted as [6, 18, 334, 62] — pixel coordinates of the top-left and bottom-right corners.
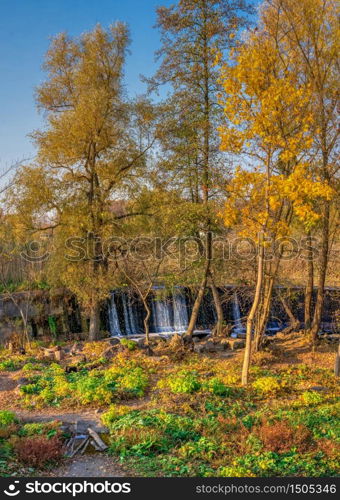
[173, 291, 188, 332]
[151, 297, 174, 333]
[232, 292, 244, 337]
[108, 292, 122, 336]
[128, 297, 138, 334]
[122, 294, 137, 335]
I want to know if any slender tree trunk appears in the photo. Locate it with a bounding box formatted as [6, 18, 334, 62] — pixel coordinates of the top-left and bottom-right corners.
[335, 341, 340, 377]
[279, 292, 300, 333]
[142, 299, 151, 346]
[210, 273, 224, 337]
[89, 301, 101, 341]
[185, 259, 210, 338]
[185, 4, 212, 339]
[242, 244, 264, 386]
[254, 276, 274, 352]
[311, 201, 330, 345]
[304, 231, 314, 331]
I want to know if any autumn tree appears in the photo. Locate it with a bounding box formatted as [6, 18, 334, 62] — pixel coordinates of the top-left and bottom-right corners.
[218, 12, 334, 383]
[261, 0, 339, 342]
[151, 0, 252, 337]
[9, 24, 155, 340]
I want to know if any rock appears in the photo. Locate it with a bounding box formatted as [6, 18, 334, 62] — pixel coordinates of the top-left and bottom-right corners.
[16, 377, 30, 387]
[54, 349, 65, 361]
[108, 337, 120, 346]
[70, 342, 84, 355]
[101, 346, 116, 360]
[194, 340, 227, 353]
[149, 335, 167, 346]
[194, 344, 205, 353]
[309, 386, 329, 393]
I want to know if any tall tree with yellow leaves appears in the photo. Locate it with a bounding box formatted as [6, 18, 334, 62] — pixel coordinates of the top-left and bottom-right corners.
[261, 0, 339, 343]
[218, 7, 335, 383]
[151, 0, 252, 337]
[9, 24, 155, 340]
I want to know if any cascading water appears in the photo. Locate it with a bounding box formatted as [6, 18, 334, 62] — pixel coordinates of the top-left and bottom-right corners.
[128, 297, 139, 334]
[232, 292, 245, 337]
[151, 297, 174, 333]
[122, 294, 138, 335]
[108, 292, 122, 336]
[173, 291, 188, 332]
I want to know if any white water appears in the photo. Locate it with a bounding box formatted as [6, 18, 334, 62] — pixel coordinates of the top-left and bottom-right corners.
[109, 289, 246, 337]
[109, 292, 122, 336]
[151, 297, 174, 333]
[173, 292, 189, 332]
[232, 292, 245, 337]
[122, 294, 134, 335]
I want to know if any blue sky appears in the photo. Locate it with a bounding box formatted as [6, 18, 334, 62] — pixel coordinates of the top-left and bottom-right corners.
[0, 0, 173, 167]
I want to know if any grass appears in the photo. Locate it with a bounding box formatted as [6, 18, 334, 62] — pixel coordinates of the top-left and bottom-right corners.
[0, 335, 339, 477]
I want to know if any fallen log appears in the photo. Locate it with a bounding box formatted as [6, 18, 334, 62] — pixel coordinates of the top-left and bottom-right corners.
[87, 427, 108, 451]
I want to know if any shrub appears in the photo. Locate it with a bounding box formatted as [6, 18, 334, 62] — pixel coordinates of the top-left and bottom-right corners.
[20, 383, 41, 395]
[0, 359, 19, 371]
[15, 435, 63, 468]
[19, 421, 61, 438]
[178, 437, 218, 460]
[258, 420, 312, 453]
[73, 372, 113, 405]
[104, 364, 149, 398]
[22, 362, 44, 373]
[203, 378, 233, 397]
[101, 405, 131, 427]
[159, 370, 201, 394]
[252, 376, 281, 395]
[0, 411, 16, 428]
[120, 338, 137, 351]
[301, 391, 324, 405]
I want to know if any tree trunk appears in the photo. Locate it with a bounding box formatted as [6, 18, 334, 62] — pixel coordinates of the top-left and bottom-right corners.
[88, 301, 101, 341]
[142, 299, 151, 346]
[279, 293, 300, 334]
[304, 231, 314, 331]
[210, 273, 224, 337]
[242, 244, 264, 386]
[254, 277, 274, 352]
[335, 341, 340, 377]
[185, 260, 210, 338]
[311, 202, 330, 345]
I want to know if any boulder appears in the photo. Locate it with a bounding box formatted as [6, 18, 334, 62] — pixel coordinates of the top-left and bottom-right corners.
[229, 339, 245, 350]
[108, 337, 121, 346]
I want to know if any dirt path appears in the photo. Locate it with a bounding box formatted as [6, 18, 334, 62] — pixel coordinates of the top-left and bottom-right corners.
[44, 454, 127, 477]
[15, 410, 107, 433]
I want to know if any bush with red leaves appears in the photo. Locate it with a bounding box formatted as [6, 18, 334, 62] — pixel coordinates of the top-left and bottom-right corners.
[15, 435, 64, 468]
[258, 420, 312, 453]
